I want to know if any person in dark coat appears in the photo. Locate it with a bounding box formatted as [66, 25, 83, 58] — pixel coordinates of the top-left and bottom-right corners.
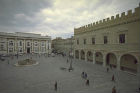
[81, 72, 84, 78]
[54, 81, 57, 91]
[112, 86, 116, 93]
[86, 79, 89, 86]
[112, 74, 115, 82]
[84, 73, 87, 79]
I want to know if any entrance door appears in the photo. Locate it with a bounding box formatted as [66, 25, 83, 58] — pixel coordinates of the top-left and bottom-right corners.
[27, 48, 30, 53]
[106, 54, 110, 65]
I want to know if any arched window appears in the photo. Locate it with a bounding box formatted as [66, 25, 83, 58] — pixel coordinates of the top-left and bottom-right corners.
[27, 42, 30, 46]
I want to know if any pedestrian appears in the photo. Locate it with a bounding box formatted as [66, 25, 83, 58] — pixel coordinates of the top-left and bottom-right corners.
[67, 59, 69, 63]
[107, 67, 109, 72]
[84, 73, 87, 79]
[81, 72, 85, 78]
[54, 81, 57, 91]
[112, 74, 115, 82]
[86, 79, 89, 86]
[112, 86, 116, 93]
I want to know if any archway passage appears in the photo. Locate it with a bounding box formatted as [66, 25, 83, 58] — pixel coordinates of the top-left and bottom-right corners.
[120, 54, 138, 73]
[106, 53, 117, 68]
[75, 50, 79, 59]
[81, 50, 85, 60]
[95, 52, 103, 65]
[87, 51, 93, 62]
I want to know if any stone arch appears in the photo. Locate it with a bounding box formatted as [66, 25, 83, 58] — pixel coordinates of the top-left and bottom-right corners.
[95, 52, 103, 65]
[106, 53, 117, 68]
[80, 50, 85, 60]
[120, 54, 138, 73]
[87, 51, 93, 62]
[75, 50, 79, 59]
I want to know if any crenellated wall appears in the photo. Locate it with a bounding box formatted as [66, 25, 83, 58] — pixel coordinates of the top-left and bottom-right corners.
[74, 5, 140, 35]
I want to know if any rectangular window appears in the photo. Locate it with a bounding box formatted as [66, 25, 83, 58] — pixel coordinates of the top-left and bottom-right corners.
[92, 37, 95, 44]
[42, 42, 45, 46]
[0, 44, 4, 51]
[27, 42, 30, 46]
[119, 34, 125, 43]
[104, 36, 108, 44]
[84, 39, 86, 44]
[9, 41, 14, 46]
[77, 39, 79, 45]
[19, 41, 22, 46]
[34, 42, 38, 46]
[9, 48, 13, 52]
[19, 48, 22, 52]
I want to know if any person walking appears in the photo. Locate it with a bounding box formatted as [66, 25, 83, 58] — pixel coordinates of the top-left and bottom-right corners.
[112, 86, 116, 93]
[81, 72, 85, 78]
[112, 74, 115, 82]
[84, 73, 87, 79]
[86, 79, 89, 86]
[54, 81, 57, 91]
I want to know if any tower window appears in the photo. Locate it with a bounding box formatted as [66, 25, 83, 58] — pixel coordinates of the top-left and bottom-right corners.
[84, 39, 86, 44]
[92, 37, 95, 44]
[104, 36, 108, 44]
[119, 34, 125, 43]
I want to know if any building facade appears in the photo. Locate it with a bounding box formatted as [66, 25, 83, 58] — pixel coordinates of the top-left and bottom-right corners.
[0, 32, 51, 55]
[74, 5, 140, 74]
[52, 37, 74, 56]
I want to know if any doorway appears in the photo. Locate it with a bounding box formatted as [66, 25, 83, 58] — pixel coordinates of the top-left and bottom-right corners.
[27, 48, 30, 53]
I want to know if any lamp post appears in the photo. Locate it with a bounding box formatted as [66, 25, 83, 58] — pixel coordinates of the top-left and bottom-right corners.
[69, 36, 73, 71]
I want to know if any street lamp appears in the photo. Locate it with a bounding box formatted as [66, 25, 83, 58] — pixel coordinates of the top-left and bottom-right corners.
[69, 36, 73, 71]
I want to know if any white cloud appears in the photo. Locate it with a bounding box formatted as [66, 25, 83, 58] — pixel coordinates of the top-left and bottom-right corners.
[1, 0, 139, 39]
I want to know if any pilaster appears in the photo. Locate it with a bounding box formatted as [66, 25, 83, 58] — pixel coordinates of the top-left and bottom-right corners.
[79, 50, 81, 60]
[85, 50, 87, 62]
[103, 54, 106, 67]
[117, 55, 121, 70]
[93, 51, 95, 64]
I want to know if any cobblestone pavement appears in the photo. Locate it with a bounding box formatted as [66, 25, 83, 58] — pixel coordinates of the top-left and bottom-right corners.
[0, 54, 139, 93]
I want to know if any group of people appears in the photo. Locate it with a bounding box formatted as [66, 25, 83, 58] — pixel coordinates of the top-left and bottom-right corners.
[81, 72, 90, 86]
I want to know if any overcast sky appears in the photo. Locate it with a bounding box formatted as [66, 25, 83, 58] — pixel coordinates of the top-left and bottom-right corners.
[0, 0, 139, 39]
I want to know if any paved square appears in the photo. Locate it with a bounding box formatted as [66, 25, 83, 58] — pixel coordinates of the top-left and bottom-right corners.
[0, 54, 139, 93]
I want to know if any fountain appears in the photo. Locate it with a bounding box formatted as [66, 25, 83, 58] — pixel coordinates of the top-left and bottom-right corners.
[15, 58, 38, 66]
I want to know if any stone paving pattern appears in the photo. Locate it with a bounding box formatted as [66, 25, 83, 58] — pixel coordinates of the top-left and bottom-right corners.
[0, 54, 139, 93]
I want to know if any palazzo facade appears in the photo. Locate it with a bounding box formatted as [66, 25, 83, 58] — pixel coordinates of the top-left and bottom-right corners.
[74, 4, 140, 74]
[0, 32, 51, 55]
[52, 37, 74, 56]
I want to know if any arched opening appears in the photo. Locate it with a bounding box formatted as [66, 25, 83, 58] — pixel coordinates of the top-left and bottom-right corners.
[81, 50, 85, 60]
[120, 54, 138, 73]
[95, 52, 103, 65]
[75, 50, 79, 59]
[87, 51, 93, 62]
[106, 53, 117, 68]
